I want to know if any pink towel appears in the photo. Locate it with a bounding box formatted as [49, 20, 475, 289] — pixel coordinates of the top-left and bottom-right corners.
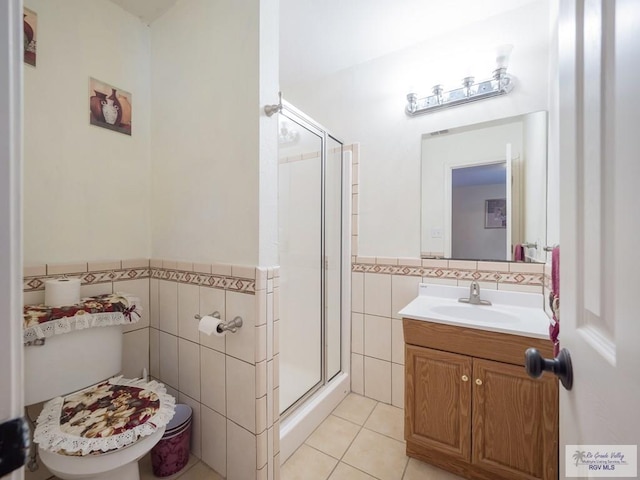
[513, 244, 525, 262]
[551, 246, 560, 297]
[549, 246, 560, 355]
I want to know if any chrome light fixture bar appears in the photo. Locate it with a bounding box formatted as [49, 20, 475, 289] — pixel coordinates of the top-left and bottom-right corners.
[405, 67, 514, 116]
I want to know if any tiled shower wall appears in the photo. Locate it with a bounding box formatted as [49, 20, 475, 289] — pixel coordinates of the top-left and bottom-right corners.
[350, 255, 546, 408]
[23, 259, 280, 480]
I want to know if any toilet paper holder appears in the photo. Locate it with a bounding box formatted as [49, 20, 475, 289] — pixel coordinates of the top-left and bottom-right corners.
[194, 311, 244, 334]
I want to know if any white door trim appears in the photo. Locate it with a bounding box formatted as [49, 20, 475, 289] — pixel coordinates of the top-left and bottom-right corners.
[0, 0, 25, 478]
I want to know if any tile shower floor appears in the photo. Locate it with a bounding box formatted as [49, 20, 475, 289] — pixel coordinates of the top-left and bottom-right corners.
[35, 394, 463, 480]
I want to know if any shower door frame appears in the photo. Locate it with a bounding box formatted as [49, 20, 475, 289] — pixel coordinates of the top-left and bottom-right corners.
[278, 99, 350, 419]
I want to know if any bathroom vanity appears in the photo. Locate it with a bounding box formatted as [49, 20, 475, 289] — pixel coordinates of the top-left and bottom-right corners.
[399, 285, 558, 480]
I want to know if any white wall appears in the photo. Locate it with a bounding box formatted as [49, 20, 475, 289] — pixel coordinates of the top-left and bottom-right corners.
[452, 184, 507, 260]
[284, 0, 551, 257]
[23, 0, 151, 264]
[150, 0, 271, 266]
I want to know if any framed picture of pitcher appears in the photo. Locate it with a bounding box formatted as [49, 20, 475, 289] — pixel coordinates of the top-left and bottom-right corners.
[89, 78, 132, 136]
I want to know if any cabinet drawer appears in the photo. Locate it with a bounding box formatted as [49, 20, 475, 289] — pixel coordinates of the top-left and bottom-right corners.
[403, 318, 554, 366]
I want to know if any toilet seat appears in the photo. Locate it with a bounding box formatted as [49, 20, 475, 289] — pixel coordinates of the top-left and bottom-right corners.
[34, 376, 175, 457]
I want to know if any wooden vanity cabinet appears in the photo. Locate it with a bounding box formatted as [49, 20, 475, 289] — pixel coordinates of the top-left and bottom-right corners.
[403, 318, 558, 480]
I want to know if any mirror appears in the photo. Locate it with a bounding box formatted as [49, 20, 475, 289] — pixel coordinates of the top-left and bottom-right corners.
[421, 111, 547, 262]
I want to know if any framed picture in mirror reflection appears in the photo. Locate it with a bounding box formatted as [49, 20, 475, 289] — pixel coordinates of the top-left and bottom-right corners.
[485, 198, 507, 229]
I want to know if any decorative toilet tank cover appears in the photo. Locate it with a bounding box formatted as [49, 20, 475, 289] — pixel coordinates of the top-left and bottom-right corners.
[23, 292, 142, 344]
[34, 376, 176, 456]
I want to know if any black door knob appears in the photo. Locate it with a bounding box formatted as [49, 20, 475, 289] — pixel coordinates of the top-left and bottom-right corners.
[525, 347, 573, 390]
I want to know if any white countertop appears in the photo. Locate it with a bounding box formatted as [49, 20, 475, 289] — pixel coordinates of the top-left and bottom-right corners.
[398, 284, 552, 339]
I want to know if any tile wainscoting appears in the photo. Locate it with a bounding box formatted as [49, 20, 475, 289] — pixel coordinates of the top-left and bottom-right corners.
[23, 259, 281, 480]
[149, 261, 280, 480]
[22, 249, 550, 478]
[350, 257, 548, 407]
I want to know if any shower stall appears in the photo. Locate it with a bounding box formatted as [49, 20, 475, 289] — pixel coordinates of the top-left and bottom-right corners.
[275, 100, 351, 460]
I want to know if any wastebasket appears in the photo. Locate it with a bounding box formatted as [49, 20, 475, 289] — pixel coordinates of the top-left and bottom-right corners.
[150, 404, 193, 477]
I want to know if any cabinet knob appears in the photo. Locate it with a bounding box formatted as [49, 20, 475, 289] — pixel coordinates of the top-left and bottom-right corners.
[475, 378, 483, 385]
[461, 375, 469, 382]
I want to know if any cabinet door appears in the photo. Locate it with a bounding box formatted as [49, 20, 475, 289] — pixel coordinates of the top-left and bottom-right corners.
[472, 358, 558, 480]
[405, 345, 472, 461]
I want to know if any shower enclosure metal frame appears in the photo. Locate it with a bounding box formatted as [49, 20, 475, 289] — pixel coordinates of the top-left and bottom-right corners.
[275, 99, 352, 459]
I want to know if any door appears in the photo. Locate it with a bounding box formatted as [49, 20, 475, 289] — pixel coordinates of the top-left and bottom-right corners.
[405, 345, 472, 461]
[278, 114, 324, 413]
[325, 136, 343, 381]
[559, 0, 640, 478]
[1, 1, 25, 479]
[277, 101, 345, 415]
[473, 358, 558, 480]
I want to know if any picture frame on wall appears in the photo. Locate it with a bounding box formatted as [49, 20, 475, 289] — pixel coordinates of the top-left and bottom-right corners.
[23, 7, 37, 66]
[485, 198, 507, 229]
[89, 78, 132, 136]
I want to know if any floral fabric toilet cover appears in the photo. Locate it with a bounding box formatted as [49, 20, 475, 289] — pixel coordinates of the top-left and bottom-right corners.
[34, 376, 175, 456]
[23, 293, 142, 344]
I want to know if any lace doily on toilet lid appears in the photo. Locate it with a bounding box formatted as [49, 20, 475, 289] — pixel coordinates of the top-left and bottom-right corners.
[23, 293, 142, 344]
[34, 376, 176, 456]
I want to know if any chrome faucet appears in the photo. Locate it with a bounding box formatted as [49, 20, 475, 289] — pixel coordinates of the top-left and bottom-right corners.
[458, 281, 492, 305]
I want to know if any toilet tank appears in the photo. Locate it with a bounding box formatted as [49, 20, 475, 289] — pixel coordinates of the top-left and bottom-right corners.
[25, 325, 123, 405]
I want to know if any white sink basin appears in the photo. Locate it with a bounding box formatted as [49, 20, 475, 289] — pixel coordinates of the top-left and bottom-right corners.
[428, 303, 520, 324]
[398, 284, 551, 339]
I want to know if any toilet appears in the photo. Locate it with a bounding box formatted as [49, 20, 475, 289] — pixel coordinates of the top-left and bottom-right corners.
[25, 316, 175, 480]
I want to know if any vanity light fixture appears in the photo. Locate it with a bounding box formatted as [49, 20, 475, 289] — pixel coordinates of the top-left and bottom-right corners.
[405, 47, 515, 116]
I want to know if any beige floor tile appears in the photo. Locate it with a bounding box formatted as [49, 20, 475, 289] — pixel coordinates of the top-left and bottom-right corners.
[332, 394, 377, 426]
[364, 403, 405, 442]
[306, 415, 362, 459]
[329, 462, 377, 480]
[403, 458, 465, 480]
[342, 429, 408, 480]
[281, 444, 338, 480]
[177, 460, 224, 480]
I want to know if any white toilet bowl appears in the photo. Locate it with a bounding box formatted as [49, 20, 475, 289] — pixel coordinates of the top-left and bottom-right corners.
[38, 426, 165, 480]
[25, 318, 174, 480]
[33, 375, 175, 480]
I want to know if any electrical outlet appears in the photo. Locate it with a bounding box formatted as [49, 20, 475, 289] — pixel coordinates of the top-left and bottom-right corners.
[431, 227, 442, 238]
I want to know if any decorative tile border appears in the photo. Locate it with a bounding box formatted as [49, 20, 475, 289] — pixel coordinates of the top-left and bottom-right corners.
[353, 260, 544, 286]
[23, 260, 257, 295]
[151, 267, 256, 294]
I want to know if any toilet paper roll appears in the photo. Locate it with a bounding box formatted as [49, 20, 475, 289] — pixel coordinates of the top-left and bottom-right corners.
[44, 278, 81, 307]
[198, 315, 225, 337]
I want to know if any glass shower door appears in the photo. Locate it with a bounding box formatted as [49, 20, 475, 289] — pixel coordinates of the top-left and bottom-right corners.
[325, 137, 343, 380]
[278, 116, 323, 413]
